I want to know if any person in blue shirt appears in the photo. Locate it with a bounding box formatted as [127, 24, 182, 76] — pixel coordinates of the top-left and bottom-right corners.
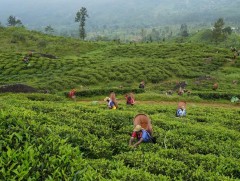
[104, 97, 116, 109]
[129, 125, 152, 147]
[176, 105, 186, 117]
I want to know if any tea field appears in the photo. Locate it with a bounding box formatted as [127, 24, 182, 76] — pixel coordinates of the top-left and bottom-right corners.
[0, 27, 240, 95]
[0, 93, 240, 180]
[0, 27, 240, 180]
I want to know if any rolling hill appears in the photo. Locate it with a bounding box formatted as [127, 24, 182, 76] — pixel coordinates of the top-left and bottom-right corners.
[0, 25, 240, 180]
[0, 26, 239, 97]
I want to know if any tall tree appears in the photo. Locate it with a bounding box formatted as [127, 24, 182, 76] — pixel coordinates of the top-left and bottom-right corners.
[212, 18, 225, 43]
[75, 7, 89, 40]
[45, 25, 54, 34]
[7, 15, 22, 27]
[222, 26, 232, 35]
[140, 29, 147, 42]
[180, 24, 189, 37]
[150, 28, 160, 41]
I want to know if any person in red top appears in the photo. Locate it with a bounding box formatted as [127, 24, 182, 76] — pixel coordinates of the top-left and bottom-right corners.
[69, 89, 76, 99]
[129, 125, 153, 147]
[125, 93, 135, 105]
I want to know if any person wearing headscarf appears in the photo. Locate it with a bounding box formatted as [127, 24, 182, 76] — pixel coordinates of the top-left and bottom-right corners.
[104, 97, 116, 109]
[129, 125, 152, 147]
[176, 105, 186, 117]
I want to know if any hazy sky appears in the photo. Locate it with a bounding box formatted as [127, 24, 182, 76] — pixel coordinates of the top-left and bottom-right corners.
[0, 0, 239, 29]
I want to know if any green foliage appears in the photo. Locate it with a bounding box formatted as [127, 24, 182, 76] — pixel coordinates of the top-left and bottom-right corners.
[212, 18, 226, 43]
[0, 17, 240, 181]
[65, 88, 144, 97]
[192, 92, 240, 100]
[0, 27, 239, 97]
[1, 93, 240, 180]
[26, 93, 64, 101]
[7, 15, 23, 27]
[223, 26, 233, 35]
[37, 39, 48, 50]
[44, 25, 54, 35]
[200, 29, 213, 41]
[180, 24, 189, 37]
[11, 32, 26, 43]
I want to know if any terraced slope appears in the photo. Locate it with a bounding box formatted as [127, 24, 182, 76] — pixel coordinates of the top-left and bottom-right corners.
[1, 27, 239, 95]
[1, 27, 240, 180]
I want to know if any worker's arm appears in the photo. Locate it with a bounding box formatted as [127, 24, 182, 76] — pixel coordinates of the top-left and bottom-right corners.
[133, 138, 143, 147]
[129, 137, 135, 146]
[182, 109, 186, 116]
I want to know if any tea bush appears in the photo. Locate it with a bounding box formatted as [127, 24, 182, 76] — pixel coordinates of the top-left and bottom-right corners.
[1, 27, 239, 94]
[1, 27, 240, 180]
[65, 88, 145, 97]
[1, 93, 240, 180]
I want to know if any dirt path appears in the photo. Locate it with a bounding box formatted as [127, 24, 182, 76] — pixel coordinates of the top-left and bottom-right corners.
[77, 100, 240, 109]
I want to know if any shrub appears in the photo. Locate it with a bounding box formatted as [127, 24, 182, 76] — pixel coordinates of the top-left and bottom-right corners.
[64, 88, 145, 97]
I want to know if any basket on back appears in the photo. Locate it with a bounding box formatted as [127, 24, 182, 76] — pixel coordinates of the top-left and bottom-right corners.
[110, 92, 118, 108]
[133, 114, 153, 135]
[177, 101, 186, 109]
[212, 83, 218, 90]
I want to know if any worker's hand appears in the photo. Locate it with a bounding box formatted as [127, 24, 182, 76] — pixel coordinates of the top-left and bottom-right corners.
[130, 144, 137, 149]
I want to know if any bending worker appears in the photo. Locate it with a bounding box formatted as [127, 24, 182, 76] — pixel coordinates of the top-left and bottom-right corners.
[176, 105, 186, 117]
[104, 97, 117, 109]
[129, 125, 152, 147]
[125, 93, 135, 105]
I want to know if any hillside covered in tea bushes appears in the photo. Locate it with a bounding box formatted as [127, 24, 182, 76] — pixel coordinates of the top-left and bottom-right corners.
[0, 26, 239, 97]
[0, 26, 240, 180]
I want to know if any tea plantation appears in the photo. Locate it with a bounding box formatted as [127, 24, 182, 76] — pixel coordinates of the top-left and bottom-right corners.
[0, 27, 239, 94]
[0, 27, 240, 180]
[1, 93, 240, 180]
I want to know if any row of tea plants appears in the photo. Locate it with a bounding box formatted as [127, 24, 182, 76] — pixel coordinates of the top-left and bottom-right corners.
[1, 93, 240, 180]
